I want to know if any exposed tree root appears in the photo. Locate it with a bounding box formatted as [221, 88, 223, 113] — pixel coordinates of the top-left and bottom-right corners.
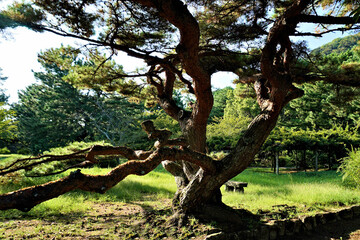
[193, 204, 260, 232]
[167, 201, 260, 233]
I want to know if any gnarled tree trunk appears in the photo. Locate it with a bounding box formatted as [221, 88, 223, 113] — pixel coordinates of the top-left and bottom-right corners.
[159, 0, 309, 223]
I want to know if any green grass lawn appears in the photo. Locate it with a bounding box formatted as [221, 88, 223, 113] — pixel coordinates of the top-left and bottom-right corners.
[223, 168, 360, 216]
[1, 153, 360, 219]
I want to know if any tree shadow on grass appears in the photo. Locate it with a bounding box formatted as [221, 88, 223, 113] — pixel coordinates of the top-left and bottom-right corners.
[0, 199, 219, 239]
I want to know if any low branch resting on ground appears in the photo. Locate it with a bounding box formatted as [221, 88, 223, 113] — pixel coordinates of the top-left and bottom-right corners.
[0, 121, 218, 212]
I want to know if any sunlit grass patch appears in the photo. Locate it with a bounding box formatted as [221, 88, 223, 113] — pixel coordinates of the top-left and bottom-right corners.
[0, 194, 91, 219]
[0, 164, 176, 218]
[76, 166, 177, 202]
[0, 154, 29, 166]
[222, 168, 360, 216]
[31, 194, 91, 216]
[1, 159, 360, 219]
[286, 183, 360, 206]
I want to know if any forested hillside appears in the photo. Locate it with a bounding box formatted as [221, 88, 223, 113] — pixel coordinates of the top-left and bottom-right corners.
[311, 33, 360, 55]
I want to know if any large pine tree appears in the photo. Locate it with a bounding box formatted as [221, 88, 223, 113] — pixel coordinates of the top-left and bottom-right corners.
[1, 0, 360, 225]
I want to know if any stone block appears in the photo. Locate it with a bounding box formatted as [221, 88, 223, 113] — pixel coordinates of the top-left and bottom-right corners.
[322, 212, 337, 223]
[315, 213, 326, 225]
[292, 219, 303, 233]
[300, 216, 314, 231]
[276, 220, 286, 237]
[338, 207, 354, 220]
[259, 225, 270, 240]
[351, 205, 360, 217]
[285, 219, 294, 236]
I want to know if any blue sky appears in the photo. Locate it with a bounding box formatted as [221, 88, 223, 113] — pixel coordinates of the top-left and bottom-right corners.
[0, 1, 354, 103]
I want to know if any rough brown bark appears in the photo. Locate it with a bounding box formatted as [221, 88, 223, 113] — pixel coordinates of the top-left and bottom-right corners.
[170, 1, 309, 218]
[133, 0, 213, 189]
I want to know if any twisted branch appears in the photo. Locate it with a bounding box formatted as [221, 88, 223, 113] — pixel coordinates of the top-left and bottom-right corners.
[0, 148, 91, 176]
[0, 146, 217, 211]
[0, 121, 217, 211]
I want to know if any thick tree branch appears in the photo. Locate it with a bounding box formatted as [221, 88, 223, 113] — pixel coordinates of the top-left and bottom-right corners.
[284, 85, 304, 105]
[1, 120, 191, 177]
[297, 14, 360, 25]
[0, 146, 217, 211]
[163, 69, 176, 97]
[0, 118, 219, 211]
[158, 69, 186, 120]
[0, 148, 91, 176]
[199, 51, 260, 76]
[85, 145, 153, 162]
[0, 150, 163, 212]
[294, 26, 360, 36]
[133, 0, 213, 128]
[161, 160, 188, 188]
[261, 0, 311, 87]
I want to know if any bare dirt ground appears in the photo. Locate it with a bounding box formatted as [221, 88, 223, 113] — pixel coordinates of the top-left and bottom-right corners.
[1, 201, 360, 240]
[0, 201, 213, 239]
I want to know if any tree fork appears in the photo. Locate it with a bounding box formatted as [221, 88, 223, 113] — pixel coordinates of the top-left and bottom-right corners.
[171, 0, 311, 216]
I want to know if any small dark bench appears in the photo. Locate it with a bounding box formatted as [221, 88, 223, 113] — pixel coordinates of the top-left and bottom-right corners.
[224, 181, 248, 193]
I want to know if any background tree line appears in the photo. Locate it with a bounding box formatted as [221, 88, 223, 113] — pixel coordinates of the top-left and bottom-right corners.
[207, 33, 360, 171]
[2, 30, 360, 172]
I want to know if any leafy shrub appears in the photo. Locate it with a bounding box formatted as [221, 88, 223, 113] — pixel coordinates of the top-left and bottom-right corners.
[0, 147, 10, 154]
[208, 151, 229, 160]
[17, 147, 32, 155]
[338, 148, 360, 187]
[42, 141, 110, 155]
[26, 141, 118, 176]
[207, 116, 248, 151]
[151, 109, 182, 138]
